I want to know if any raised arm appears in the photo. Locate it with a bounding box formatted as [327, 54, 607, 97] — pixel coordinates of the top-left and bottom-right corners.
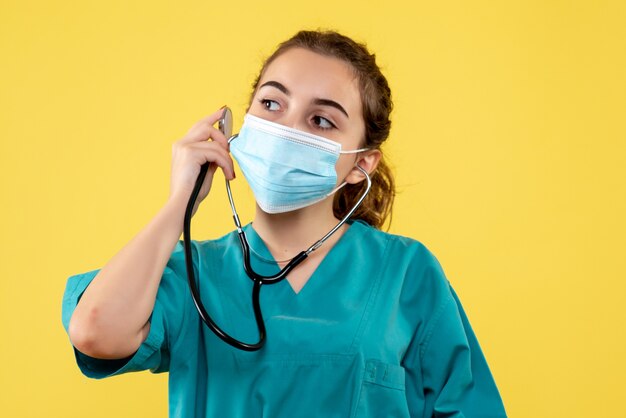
[68, 107, 235, 359]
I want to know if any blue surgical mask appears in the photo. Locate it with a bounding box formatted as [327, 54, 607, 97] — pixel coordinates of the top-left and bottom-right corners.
[229, 113, 368, 214]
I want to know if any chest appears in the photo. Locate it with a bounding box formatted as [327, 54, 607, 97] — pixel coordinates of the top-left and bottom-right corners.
[195, 242, 413, 362]
[175, 240, 419, 418]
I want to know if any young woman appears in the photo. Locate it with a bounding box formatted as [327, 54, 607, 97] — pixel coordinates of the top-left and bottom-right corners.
[62, 30, 507, 417]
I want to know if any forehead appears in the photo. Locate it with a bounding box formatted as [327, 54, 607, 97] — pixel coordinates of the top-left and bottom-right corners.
[259, 47, 362, 112]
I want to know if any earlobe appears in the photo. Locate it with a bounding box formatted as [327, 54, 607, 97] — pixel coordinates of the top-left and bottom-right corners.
[345, 150, 382, 184]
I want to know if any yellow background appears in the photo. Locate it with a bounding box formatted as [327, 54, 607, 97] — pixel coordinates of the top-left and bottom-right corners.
[1, 1, 624, 417]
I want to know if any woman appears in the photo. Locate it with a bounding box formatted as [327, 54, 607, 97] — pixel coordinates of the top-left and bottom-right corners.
[62, 30, 507, 417]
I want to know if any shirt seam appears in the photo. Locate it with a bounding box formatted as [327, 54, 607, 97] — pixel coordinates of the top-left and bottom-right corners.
[348, 230, 392, 353]
[418, 292, 454, 361]
[169, 242, 192, 348]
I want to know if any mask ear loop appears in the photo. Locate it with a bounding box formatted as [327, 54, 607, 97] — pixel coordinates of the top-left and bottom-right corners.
[340, 147, 369, 154]
[306, 163, 371, 252]
[326, 146, 370, 197]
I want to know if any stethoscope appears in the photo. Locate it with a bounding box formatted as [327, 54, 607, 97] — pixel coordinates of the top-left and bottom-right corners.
[182, 108, 371, 351]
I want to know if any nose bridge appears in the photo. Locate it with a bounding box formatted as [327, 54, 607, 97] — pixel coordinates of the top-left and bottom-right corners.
[280, 107, 307, 131]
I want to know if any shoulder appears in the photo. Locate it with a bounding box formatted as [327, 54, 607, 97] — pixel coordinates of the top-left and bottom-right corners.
[150, 229, 241, 339]
[167, 229, 239, 272]
[352, 220, 446, 279]
[353, 220, 455, 326]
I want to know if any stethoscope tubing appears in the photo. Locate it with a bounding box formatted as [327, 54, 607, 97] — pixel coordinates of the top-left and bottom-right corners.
[183, 139, 371, 351]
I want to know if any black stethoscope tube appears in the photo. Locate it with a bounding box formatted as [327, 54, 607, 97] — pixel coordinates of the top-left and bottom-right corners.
[183, 150, 371, 351]
[184, 161, 271, 351]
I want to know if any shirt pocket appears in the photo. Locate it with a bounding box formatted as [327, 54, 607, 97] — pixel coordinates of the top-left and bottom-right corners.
[353, 359, 410, 418]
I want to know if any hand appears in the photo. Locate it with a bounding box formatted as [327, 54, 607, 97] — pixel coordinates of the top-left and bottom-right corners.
[168, 107, 235, 217]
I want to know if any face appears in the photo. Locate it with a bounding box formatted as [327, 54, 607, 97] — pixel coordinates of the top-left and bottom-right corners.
[248, 47, 376, 186]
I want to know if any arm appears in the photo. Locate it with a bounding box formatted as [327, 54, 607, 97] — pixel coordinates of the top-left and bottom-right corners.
[400, 243, 506, 417]
[416, 286, 507, 417]
[67, 106, 234, 360]
[67, 195, 188, 359]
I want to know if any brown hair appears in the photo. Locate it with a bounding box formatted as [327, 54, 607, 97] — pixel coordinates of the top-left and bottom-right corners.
[248, 30, 395, 229]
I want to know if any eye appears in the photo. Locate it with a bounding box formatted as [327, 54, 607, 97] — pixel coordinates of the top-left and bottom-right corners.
[312, 115, 336, 130]
[260, 99, 280, 111]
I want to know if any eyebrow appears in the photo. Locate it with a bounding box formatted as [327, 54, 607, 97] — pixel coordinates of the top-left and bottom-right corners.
[259, 80, 350, 119]
[313, 98, 350, 119]
[260, 80, 290, 95]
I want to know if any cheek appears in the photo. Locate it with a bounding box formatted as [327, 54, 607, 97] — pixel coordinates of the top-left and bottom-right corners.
[334, 156, 356, 182]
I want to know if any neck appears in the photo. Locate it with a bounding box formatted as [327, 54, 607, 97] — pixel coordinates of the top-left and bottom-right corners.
[251, 199, 345, 260]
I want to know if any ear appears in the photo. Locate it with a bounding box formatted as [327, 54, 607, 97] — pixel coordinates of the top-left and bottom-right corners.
[345, 149, 382, 185]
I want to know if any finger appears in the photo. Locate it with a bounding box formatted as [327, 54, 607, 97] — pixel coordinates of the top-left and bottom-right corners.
[179, 106, 228, 144]
[205, 125, 229, 148]
[182, 118, 230, 147]
[189, 142, 235, 180]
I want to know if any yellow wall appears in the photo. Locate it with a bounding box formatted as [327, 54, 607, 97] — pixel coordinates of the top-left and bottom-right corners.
[1, 1, 624, 417]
